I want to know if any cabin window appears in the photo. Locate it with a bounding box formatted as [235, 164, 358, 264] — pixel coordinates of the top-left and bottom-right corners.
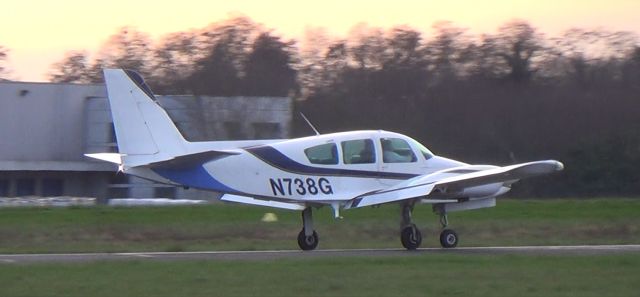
[342, 139, 375, 164]
[304, 143, 338, 165]
[381, 138, 417, 163]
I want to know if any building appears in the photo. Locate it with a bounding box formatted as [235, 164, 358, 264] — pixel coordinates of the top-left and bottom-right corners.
[0, 81, 292, 201]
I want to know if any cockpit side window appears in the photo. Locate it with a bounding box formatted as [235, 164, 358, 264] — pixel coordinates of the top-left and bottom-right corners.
[381, 138, 417, 163]
[304, 143, 338, 165]
[341, 139, 375, 164]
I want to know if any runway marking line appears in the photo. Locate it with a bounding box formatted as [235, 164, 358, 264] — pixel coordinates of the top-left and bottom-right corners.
[1, 244, 639, 263]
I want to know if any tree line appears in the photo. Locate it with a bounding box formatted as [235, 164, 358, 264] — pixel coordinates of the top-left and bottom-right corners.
[4, 16, 640, 197]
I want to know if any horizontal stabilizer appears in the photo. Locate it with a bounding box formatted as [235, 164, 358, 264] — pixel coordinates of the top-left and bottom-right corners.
[84, 153, 123, 164]
[221, 194, 306, 210]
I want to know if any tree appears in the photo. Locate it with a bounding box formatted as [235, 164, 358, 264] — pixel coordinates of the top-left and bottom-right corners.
[151, 31, 199, 93]
[483, 20, 546, 83]
[189, 41, 243, 96]
[296, 27, 334, 99]
[347, 24, 387, 70]
[425, 21, 472, 82]
[95, 27, 153, 76]
[552, 28, 637, 86]
[48, 51, 92, 83]
[187, 16, 261, 96]
[243, 32, 297, 96]
[0, 46, 8, 79]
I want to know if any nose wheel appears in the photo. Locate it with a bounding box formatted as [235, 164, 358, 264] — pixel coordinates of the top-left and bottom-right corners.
[436, 209, 459, 248]
[439, 229, 458, 248]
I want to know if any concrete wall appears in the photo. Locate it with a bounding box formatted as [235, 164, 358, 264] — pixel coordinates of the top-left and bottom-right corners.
[0, 81, 292, 200]
[0, 82, 107, 164]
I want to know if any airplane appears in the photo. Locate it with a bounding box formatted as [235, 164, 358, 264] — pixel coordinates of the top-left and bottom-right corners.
[86, 69, 564, 251]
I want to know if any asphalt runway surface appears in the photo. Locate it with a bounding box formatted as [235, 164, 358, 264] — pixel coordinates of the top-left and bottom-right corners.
[1, 245, 640, 264]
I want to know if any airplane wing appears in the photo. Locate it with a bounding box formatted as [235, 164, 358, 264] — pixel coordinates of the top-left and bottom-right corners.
[344, 160, 563, 209]
[220, 194, 306, 210]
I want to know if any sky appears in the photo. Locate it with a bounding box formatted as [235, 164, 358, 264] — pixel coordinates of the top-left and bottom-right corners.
[2, 0, 640, 81]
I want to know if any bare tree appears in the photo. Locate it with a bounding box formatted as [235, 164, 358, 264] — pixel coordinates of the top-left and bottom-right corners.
[151, 31, 199, 93]
[296, 27, 334, 99]
[186, 16, 263, 96]
[0, 46, 8, 79]
[347, 23, 388, 70]
[243, 32, 297, 96]
[425, 21, 472, 82]
[95, 27, 153, 76]
[48, 51, 92, 83]
[483, 20, 546, 83]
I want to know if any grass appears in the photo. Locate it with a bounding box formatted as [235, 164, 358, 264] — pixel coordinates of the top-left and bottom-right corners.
[1, 254, 639, 297]
[1, 198, 640, 297]
[0, 198, 639, 253]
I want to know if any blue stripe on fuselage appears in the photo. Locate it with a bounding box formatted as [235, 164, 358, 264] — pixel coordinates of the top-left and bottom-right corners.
[246, 145, 418, 179]
[153, 165, 237, 193]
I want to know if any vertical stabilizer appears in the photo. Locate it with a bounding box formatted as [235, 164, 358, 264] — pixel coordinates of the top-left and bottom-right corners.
[103, 69, 188, 166]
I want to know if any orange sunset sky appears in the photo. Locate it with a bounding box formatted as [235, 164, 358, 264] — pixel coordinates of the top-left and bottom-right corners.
[2, 0, 640, 82]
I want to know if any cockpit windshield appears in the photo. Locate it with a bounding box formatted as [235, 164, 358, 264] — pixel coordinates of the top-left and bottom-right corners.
[409, 138, 434, 160]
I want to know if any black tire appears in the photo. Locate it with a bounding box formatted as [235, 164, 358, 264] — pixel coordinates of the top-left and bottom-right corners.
[439, 229, 458, 248]
[400, 225, 422, 250]
[297, 229, 319, 251]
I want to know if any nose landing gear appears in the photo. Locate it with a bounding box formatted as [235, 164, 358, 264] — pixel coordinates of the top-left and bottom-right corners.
[436, 208, 459, 248]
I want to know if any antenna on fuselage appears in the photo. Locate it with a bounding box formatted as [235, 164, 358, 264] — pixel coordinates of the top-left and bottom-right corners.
[299, 112, 321, 136]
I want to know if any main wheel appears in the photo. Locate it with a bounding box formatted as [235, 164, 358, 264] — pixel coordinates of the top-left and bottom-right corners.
[400, 224, 422, 250]
[439, 229, 458, 248]
[297, 229, 319, 251]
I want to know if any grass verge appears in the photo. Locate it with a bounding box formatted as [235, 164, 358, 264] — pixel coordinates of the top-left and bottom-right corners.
[1, 253, 639, 297]
[0, 198, 639, 253]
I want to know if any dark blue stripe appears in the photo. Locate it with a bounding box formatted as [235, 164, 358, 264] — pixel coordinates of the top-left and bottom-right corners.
[246, 145, 418, 180]
[153, 165, 237, 193]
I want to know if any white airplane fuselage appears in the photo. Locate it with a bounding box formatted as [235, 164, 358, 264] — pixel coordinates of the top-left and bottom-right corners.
[126, 130, 508, 205]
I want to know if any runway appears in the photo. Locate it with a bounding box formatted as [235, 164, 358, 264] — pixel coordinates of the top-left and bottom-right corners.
[1, 244, 640, 264]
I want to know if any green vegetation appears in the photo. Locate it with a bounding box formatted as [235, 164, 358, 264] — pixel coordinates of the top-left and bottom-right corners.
[1, 199, 639, 297]
[0, 198, 639, 253]
[1, 254, 639, 297]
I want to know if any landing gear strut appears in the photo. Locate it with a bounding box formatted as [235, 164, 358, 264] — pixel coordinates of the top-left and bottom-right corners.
[435, 207, 459, 248]
[400, 203, 422, 250]
[297, 207, 318, 251]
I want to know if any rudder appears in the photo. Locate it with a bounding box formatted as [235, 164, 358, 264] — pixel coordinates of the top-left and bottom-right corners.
[103, 69, 188, 166]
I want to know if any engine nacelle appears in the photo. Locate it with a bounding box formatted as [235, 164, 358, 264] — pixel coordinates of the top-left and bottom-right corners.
[460, 182, 505, 198]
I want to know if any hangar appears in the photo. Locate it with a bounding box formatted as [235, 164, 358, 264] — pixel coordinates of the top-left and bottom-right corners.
[0, 81, 291, 202]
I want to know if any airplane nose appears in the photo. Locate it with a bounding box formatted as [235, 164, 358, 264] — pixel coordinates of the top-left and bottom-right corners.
[554, 161, 565, 171]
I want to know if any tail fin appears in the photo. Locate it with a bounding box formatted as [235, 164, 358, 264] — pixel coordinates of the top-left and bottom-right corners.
[103, 69, 188, 167]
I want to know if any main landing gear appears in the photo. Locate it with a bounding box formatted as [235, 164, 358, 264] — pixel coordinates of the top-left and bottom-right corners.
[400, 203, 422, 250]
[297, 207, 319, 251]
[399, 203, 460, 250]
